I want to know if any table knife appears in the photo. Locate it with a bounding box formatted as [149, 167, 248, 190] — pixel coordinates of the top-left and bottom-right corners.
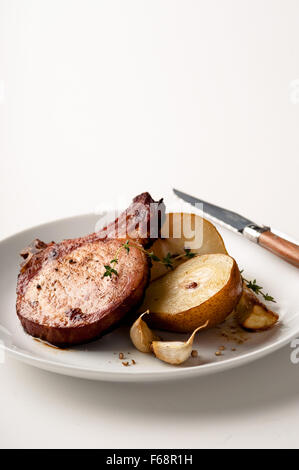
[173, 188, 299, 268]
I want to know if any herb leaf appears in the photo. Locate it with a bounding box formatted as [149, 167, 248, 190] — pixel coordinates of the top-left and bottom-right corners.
[263, 293, 276, 302]
[122, 240, 130, 254]
[102, 265, 118, 278]
[147, 251, 161, 262]
[184, 248, 196, 259]
[246, 279, 263, 295]
[162, 252, 174, 269]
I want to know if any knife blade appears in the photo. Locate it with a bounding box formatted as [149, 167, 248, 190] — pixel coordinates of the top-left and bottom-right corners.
[173, 188, 257, 233]
[173, 188, 299, 268]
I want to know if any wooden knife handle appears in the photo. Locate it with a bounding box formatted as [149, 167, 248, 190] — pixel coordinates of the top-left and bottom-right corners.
[259, 230, 299, 268]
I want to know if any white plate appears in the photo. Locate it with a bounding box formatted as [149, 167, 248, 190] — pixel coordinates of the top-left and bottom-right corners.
[0, 212, 298, 382]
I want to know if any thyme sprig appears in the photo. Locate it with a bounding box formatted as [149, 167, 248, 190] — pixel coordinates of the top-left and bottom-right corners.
[102, 241, 197, 279]
[240, 270, 276, 303]
[184, 248, 196, 259]
[102, 243, 127, 278]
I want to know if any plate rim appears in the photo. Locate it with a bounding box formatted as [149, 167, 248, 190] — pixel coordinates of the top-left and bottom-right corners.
[1, 213, 298, 382]
[3, 324, 299, 382]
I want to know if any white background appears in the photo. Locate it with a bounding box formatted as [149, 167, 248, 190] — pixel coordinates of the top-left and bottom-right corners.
[1, 0, 299, 449]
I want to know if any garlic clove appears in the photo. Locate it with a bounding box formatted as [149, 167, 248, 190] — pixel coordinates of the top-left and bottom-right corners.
[151, 320, 208, 365]
[130, 311, 160, 353]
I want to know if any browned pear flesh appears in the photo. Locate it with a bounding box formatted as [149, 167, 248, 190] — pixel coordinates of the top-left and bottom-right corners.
[150, 213, 227, 280]
[235, 283, 279, 331]
[140, 253, 242, 333]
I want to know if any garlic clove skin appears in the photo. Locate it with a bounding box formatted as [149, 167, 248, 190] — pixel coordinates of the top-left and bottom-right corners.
[130, 311, 160, 353]
[151, 341, 193, 365]
[151, 320, 208, 365]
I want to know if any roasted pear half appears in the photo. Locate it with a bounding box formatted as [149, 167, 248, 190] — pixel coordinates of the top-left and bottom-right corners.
[141, 253, 242, 333]
[150, 212, 227, 281]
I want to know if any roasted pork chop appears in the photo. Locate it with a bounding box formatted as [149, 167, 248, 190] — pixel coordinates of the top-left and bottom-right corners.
[16, 193, 164, 346]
